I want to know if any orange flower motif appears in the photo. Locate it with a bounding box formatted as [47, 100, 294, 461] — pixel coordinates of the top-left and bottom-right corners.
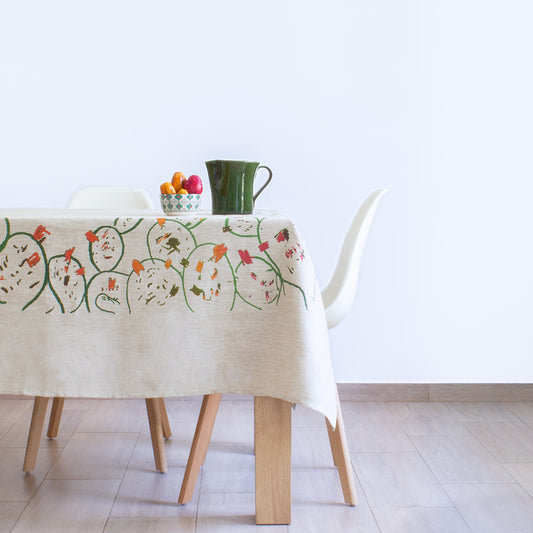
[64, 247, 75, 262]
[164, 259, 172, 269]
[212, 244, 228, 263]
[85, 230, 99, 243]
[196, 260, 204, 273]
[132, 259, 144, 275]
[33, 225, 50, 242]
[157, 218, 166, 227]
[26, 252, 40, 268]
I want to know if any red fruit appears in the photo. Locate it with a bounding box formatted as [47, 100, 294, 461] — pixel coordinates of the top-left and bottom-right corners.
[185, 175, 203, 194]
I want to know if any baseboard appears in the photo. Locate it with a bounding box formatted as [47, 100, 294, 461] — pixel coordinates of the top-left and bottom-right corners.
[337, 383, 533, 402]
[336, 383, 430, 401]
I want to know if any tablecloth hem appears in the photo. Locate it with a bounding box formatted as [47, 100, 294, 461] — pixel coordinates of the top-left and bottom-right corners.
[3, 387, 337, 427]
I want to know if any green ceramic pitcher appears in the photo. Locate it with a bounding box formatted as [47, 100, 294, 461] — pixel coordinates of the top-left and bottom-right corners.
[205, 160, 273, 214]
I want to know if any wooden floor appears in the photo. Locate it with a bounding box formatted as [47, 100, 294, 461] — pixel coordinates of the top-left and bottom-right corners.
[1, 397, 533, 532]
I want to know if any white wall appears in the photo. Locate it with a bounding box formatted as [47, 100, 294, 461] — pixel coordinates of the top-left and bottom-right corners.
[1, 0, 532, 382]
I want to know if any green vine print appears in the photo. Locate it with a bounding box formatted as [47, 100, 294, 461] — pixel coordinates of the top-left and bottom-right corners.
[0, 215, 309, 313]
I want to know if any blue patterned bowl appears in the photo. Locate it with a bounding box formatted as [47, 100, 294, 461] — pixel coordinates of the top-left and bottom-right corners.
[160, 194, 201, 214]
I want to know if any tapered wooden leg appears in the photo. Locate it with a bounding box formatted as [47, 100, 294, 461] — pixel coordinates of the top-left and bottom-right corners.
[178, 393, 221, 504]
[255, 396, 291, 525]
[159, 398, 172, 439]
[23, 397, 49, 472]
[326, 411, 341, 467]
[47, 397, 65, 439]
[325, 391, 357, 506]
[145, 398, 167, 473]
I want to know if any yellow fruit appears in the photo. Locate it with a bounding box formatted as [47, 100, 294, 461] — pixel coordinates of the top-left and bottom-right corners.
[160, 182, 176, 194]
[171, 172, 186, 191]
[177, 188, 188, 195]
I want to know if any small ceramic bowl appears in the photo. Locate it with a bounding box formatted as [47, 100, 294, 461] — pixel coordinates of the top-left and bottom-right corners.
[160, 194, 201, 214]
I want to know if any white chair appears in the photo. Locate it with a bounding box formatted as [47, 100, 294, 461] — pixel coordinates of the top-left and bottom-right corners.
[67, 187, 154, 209]
[24, 187, 171, 474]
[178, 189, 388, 505]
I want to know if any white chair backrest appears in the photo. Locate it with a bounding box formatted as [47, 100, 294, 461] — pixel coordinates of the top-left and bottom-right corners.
[321, 189, 388, 329]
[68, 187, 154, 209]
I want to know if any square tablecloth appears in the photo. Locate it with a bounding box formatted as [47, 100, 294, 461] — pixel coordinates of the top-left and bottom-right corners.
[0, 209, 337, 424]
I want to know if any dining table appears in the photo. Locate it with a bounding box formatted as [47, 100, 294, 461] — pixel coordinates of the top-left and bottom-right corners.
[0, 208, 338, 525]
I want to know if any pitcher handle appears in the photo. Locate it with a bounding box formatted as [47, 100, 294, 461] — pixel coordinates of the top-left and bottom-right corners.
[253, 165, 273, 204]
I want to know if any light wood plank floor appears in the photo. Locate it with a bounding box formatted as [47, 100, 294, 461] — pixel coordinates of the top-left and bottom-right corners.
[1, 397, 533, 532]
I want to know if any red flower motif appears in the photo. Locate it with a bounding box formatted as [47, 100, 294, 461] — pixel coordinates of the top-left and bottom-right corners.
[276, 229, 290, 242]
[238, 250, 252, 265]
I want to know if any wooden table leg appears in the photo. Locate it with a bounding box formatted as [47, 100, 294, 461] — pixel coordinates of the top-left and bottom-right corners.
[47, 397, 65, 439]
[23, 396, 49, 472]
[254, 396, 291, 525]
[145, 398, 167, 473]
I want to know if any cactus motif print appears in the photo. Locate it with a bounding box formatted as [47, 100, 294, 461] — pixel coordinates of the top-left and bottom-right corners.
[0, 215, 310, 314]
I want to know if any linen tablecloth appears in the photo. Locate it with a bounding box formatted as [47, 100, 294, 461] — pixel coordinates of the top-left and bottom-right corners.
[0, 209, 337, 424]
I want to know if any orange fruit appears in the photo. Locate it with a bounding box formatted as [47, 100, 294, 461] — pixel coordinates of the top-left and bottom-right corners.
[171, 172, 186, 191]
[160, 182, 176, 194]
[177, 188, 188, 195]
